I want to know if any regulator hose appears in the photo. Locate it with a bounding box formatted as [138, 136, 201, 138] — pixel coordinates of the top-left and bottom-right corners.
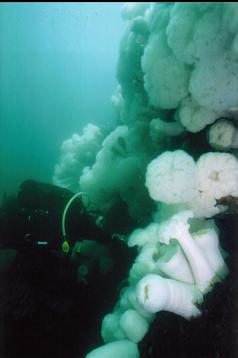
[61, 192, 89, 253]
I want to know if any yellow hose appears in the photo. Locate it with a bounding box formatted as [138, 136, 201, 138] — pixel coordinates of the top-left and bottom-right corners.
[61, 192, 89, 253]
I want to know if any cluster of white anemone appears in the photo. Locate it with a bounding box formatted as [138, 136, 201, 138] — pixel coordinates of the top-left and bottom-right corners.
[53, 124, 103, 192]
[142, 2, 238, 133]
[146, 150, 238, 218]
[88, 201, 228, 358]
[52, 3, 238, 357]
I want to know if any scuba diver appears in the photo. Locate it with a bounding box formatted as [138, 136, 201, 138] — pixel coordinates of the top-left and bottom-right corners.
[0, 180, 135, 358]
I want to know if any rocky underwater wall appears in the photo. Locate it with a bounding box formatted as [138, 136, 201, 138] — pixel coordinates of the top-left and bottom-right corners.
[53, 3, 238, 357]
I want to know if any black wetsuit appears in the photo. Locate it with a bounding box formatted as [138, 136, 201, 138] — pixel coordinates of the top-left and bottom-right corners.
[0, 180, 135, 358]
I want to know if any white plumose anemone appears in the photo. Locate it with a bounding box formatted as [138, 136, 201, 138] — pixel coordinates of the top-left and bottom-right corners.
[136, 274, 202, 319]
[145, 150, 197, 204]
